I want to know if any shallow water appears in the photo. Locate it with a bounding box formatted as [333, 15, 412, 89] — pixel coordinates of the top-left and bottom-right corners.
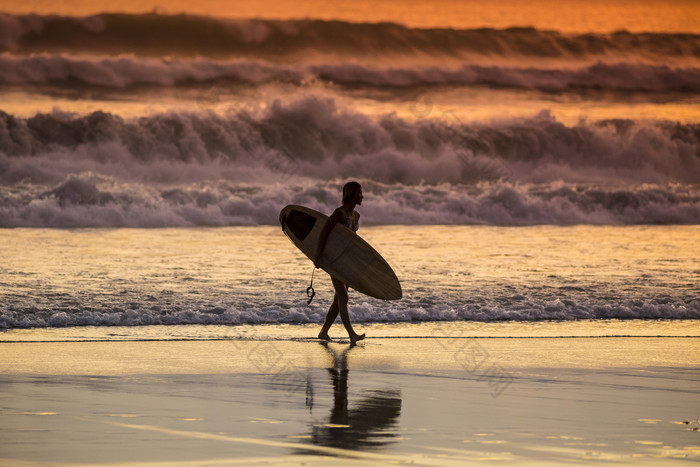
[1, 338, 698, 465]
[1, 226, 698, 329]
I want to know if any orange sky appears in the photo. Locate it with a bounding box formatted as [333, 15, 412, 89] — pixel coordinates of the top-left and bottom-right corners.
[2, 0, 699, 33]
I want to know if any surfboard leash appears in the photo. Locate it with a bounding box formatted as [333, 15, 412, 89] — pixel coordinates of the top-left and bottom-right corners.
[281, 212, 316, 305]
[306, 268, 316, 305]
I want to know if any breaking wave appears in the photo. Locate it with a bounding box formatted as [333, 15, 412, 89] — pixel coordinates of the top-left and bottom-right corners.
[0, 97, 699, 227]
[1, 98, 699, 183]
[1, 13, 699, 61]
[2, 54, 699, 93]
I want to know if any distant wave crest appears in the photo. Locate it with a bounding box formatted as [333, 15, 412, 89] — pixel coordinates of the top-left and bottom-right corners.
[1, 13, 699, 60]
[2, 54, 699, 93]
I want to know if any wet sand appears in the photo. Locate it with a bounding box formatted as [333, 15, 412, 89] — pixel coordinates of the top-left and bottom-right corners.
[1, 323, 699, 465]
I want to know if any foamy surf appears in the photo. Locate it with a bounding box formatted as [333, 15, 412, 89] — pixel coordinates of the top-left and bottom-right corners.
[1, 100, 698, 227]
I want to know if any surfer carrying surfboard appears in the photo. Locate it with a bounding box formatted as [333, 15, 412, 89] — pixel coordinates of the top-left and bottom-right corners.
[314, 181, 366, 344]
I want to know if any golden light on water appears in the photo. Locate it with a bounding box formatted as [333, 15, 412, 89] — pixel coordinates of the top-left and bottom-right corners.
[1, 226, 697, 328]
[1, 0, 699, 465]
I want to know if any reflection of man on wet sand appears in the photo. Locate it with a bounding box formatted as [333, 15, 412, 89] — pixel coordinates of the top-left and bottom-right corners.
[307, 342, 402, 451]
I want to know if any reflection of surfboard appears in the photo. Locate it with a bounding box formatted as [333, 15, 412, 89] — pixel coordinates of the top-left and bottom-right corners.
[279, 205, 402, 300]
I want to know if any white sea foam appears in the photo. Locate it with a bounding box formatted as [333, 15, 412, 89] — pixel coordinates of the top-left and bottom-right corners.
[2, 297, 698, 329]
[1, 177, 698, 227]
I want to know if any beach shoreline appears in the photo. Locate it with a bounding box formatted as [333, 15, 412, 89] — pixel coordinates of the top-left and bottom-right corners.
[2, 323, 698, 465]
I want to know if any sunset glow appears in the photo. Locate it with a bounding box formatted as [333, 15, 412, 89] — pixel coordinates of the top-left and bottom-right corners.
[1, 1, 698, 466]
[3, 0, 700, 32]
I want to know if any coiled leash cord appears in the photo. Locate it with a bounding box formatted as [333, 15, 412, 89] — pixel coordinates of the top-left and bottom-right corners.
[306, 268, 316, 304]
[281, 217, 317, 305]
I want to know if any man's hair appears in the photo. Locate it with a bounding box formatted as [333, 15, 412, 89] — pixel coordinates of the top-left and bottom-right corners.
[342, 181, 361, 204]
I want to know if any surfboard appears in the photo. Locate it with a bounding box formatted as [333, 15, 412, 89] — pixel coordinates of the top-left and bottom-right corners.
[279, 205, 402, 300]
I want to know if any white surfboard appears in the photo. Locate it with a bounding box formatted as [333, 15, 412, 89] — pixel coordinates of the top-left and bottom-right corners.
[279, 205, 402, 300]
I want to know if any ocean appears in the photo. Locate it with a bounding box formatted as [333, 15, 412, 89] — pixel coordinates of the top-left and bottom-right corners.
[0, 3, 699, 331]
[1, 226, 698, 329]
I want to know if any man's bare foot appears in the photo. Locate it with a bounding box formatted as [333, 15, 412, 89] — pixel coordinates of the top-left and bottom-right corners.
[350, 333, 365, 345]
[318, 331, 333, 342]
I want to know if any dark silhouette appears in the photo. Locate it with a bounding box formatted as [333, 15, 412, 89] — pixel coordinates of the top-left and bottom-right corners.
[314, 181, 366, 344]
